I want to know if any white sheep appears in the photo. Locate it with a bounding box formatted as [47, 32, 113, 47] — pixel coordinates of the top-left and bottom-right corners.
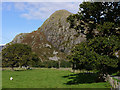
[10, 77, 13, 80]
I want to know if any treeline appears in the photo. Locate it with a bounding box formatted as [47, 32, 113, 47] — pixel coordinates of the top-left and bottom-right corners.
[2, 59, 71, 68]
[2, 43, 71, 70]
[35, 60, 71, 68]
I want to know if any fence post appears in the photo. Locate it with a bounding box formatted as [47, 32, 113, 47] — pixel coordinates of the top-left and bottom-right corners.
[119, 82, 120, 89]
[114, 80, 118, 88]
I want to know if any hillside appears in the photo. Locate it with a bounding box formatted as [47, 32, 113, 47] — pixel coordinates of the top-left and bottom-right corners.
[10, 9, 86, 61]
[40, 10, 86, 53]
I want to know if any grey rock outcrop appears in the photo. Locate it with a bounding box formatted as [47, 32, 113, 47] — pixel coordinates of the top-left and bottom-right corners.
[12, 33, 27, 44]
[10, 9, 86, 61]
[39, 10, 86, 54]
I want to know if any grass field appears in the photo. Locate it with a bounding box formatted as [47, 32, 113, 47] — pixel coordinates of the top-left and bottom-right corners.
[2, 68, 111, 88]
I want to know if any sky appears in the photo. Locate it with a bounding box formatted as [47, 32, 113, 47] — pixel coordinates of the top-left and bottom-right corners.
[1, 2, 83, 45]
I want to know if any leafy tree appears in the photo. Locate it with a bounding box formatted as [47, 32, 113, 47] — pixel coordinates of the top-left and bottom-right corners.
[2, 43, 39, 70]
[67, 1, 120, 80]
[67, 2, 120, 39]
[70, 36, 120, 70]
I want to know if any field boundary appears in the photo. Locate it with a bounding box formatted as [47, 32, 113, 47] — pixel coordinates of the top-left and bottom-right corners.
[106, 74, 120, 88]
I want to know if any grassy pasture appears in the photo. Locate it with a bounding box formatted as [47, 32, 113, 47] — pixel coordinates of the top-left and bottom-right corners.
[2, 68, 111, 88]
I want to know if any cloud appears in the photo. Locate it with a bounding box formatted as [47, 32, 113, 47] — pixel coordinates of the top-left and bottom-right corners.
[14, 2, 26, 11]
[13, 2, 81, 20]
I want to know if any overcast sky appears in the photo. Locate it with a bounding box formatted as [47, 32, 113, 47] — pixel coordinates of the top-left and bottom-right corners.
[2, 2, 83, 45]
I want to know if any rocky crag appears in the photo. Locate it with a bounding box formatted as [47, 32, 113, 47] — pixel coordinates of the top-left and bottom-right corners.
[10, 9, 86, 61]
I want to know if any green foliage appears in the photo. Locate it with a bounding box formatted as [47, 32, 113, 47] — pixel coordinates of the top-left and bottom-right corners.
[67, 2, 120, 39]
[67, 2, 120, 76]
[96, 22, 120, 37]
[37, 60, 59, 68]
[28, 52, 40, 67]
[118, 50, 120, 59]
[89, 36, 120, 56]
[2, 43, 39, 69]
[69, 36, 120, 73]
[60, 60, 71, 68]
[35, 60, 71, 68]
[78, 2, 120, 25]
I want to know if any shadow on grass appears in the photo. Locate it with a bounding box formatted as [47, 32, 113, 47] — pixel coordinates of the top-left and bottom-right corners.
[63, 73, 101, 85]
[14, 69, 32, 71]
[14, 70, 26, 71]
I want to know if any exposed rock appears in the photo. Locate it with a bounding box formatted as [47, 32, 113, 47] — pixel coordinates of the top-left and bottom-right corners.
[45, 43, 51, 48]
[10, 9, 86, 61]
[53, 50, 58, 55]
[49, 56, 60, 61]
[12, 33, 27, 44]
[39, 9, 86, 54]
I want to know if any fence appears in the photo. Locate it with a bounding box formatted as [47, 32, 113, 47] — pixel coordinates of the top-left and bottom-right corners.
[106, 74, 120, 88]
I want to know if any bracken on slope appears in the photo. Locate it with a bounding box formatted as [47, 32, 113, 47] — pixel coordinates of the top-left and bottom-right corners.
[10, 9, 86, 61]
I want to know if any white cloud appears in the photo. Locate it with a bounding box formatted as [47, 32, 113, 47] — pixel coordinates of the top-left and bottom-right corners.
[13, 2, 81, 20]
[14, 2, 26, 11]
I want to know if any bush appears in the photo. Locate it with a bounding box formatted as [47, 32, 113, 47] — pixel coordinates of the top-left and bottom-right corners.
[35, 60, 71, 68]
[60, 60, 71, 68]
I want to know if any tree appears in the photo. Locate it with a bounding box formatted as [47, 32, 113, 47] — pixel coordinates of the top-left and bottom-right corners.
[67, 1, 120, 80]
[67, 2, 120, 39]
[70, 36, 120, 71]
[2, 43, 39, 70]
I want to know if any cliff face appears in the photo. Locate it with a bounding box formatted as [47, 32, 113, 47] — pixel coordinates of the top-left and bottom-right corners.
[11, 30, 65, 61]
[39, 10, 86, 53]
[11, 9, 86, 61]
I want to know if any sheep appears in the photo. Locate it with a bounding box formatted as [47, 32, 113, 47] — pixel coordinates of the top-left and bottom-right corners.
[10, 77, 13, 80]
